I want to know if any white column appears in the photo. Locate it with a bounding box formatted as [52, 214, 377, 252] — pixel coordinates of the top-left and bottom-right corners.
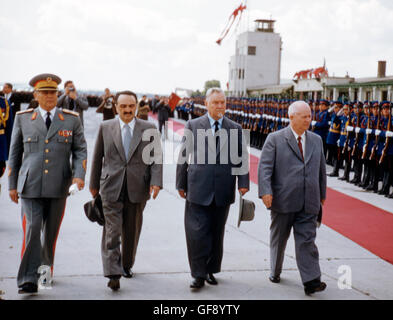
[348, 87, 353, 101]
[388, 86, 392, 101]
[372, 86, 377, 100]
[358, 87, 363, 102]
[333, 88, 338, 100]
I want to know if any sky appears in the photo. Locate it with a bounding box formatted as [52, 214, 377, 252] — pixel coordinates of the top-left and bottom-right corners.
[1, 0, 393, 94]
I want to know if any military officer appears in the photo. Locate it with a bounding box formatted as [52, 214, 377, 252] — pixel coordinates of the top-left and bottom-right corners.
[8, 74, 87, 294]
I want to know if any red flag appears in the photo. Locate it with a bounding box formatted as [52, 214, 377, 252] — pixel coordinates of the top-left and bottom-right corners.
[216, 3, 247, 45]
[169, 93, 181, 111]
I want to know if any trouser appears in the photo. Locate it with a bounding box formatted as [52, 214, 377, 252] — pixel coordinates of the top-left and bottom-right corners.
[184, 200, 230, 279]
[101, 183, 146, 278]
[17, 197, 67, 287]
[270, 209, 321, 284]
[379, 154, 393, 194]
[326, 143, 337, 165]
[351, 147, 363, 183]
[158, 120, 168, 139]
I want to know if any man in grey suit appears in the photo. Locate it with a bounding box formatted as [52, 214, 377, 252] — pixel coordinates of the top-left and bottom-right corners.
[258, 100, 327, 295]
[8, 73, 87, 294]
[57, 80, 89, 126]
[89, 91, 163, 291]
[176, 88, 249, 290]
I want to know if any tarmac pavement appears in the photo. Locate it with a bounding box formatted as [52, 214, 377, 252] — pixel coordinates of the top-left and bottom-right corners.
[0, 108, 392, 300]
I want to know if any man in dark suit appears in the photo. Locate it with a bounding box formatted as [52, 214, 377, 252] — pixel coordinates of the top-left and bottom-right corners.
[176, 88, 249, 290]
[258, 100, 327, 296]
[57, 80, 89, 126]
[2, 83, 21, 114]
[156, 97, 171, 138]
[90, 91, 163, 291]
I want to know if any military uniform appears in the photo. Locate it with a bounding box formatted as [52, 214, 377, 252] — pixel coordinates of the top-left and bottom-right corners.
[376, 102, 393, 196]
[326, 101, 343, 174]
[7, 74, 87, 292]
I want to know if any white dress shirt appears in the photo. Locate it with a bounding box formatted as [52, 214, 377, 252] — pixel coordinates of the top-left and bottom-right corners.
[290, 126, 306, 158]
[38, 106, 57, 122]
[119, 117, 136, 148]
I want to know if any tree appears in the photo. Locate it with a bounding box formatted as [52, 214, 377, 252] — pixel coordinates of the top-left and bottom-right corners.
[203, 80, 221, 95]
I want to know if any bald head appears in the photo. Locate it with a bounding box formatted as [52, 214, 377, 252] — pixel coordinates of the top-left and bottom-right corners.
[288, 101, 312, 135]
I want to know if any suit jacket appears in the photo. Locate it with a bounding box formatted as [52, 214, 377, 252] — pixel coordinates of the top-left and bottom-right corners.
[89, 118, 163, 203]
[176, 114, 250, 207]
[258, 126, 327, 215]
[156, 102, 170, 122]
[8, 108, 87, 198]
[57, 94, 89, 125]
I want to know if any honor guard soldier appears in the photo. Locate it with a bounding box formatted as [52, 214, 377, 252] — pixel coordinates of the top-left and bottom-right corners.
[337, 103, 353, 181]
[312, 99, 330, 157]
[8, 73, 88, 294]
[362, 101, 380, 192]
[0, 94, 14, 192]
[327, 101, 343, 175]
[376, 102, 393, 196]
[347, 102, 365, 185]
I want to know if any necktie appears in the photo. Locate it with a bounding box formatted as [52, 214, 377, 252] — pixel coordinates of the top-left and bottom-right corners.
[297, 136, 304, 161]
[123, 124, 132, 159]
[45, 112, 51, 130]
[214, 121, 220, 164]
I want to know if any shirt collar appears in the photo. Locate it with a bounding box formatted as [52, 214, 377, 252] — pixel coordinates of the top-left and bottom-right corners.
[119, 117, 136, 131]
[290, 125, 306, 141]
[38, 106, 57, 119]
[207, 112, 224, 128]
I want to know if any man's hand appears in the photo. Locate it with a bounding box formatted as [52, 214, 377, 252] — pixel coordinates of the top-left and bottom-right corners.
[90, 188, 99, 198]
[321, 199, 325, 206]
[178, 190, 186, 199]
[72, 178, 84, 190]
[9, 189, 19, 204]
[238, 188, 249, 196]
[69, 91, 77, 100]
[150, 186, 160, 199]
[261, 194, 273, 209]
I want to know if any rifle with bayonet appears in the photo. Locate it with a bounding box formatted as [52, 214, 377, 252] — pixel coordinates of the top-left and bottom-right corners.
[379, 105, 392, 164]
[369, 110, 381, 161]
[351, 110, 362, 157]
[361, 114, 371, 160]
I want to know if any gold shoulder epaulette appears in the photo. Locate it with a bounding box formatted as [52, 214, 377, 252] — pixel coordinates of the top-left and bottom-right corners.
[62, 109, 80, 117]
[16, 108, 34, 115]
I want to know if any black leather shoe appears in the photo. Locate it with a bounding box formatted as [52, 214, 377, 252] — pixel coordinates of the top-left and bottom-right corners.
[328, 171, 339, 177]
[304, 281, 327, 295]
[107, 276, 120, 291]
[123, 268, 133, 278]
[269, 275, 280, 283]
[18, 282, 38, 294]
[206, 273, 218, 285]
[190, 277, 205, 289]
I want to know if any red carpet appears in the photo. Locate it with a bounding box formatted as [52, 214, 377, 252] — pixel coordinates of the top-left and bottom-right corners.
[152, 113, 393, 264]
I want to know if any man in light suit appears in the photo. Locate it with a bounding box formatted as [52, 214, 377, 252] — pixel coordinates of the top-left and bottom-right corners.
[258, 100, 327, 295]
[89, 91, 163, 291]
[176, 88, 249, 290]
[8, 73, 87, 294]
[57, 80, 89, 126]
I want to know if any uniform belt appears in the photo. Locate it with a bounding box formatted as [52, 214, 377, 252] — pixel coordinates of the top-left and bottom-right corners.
[329, 129, 340, 134]
[0, 129, 5, 135]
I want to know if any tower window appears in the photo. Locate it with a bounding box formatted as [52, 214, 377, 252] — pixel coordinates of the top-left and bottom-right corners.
[248, 46, 256, 55]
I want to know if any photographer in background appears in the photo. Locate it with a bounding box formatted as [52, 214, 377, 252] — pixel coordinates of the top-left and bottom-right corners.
[57, 80, 89, 126]
[96, 88, 116, 121]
